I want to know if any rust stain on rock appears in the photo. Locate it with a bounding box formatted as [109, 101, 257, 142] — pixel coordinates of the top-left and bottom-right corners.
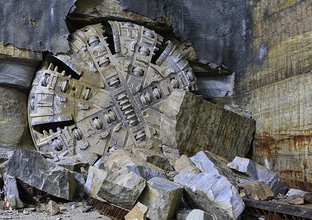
[280, 170, 312, 192]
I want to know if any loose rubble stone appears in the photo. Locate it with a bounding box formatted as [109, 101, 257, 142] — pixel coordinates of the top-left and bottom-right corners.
[131, 148, 174, 171]
[45, 200, 60, 215]
[3, 174, 24, 209]
[104, 149, 166, 181]
[7, 149, 77, 200]
[174, 171, 244, 219]
[227, 156, 288, 195]
[186, 209, 215, 220]
[125, 202, 148, 220]
[174, 155, 200, 174]
[96, 163, 146, 209]
[285, 189, 312, 204]
[176, 209, 192, 220]
[190, 151, 237, 184]
[85, 166, 108, 201]
[160, 90, 255, 160]
[238, 181, 274, 200]
[139, 177, 183, 220]
[161, 145, 180, 166]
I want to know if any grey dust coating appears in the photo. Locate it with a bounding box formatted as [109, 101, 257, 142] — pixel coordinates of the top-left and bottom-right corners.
[28, 21, 197, 163]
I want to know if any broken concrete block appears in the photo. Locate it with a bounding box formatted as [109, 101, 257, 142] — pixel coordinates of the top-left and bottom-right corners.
[125, 202, 148, 220]
[7, 149, 77, 200]
[96, 163, 146, 209]
[3, 174, 24, 209]
[186, 209, 215, 220]
[131, 148, 174, 171]
[227, 156, 288, 195]
[174, 171, 244, 219]
[160, 90, 255, 160]
[174, 155, 200, 174]
[139, 177, 183, 220]
[238, 181, 274, 200]
[45, 200, 60, 215]
[104, 149, 166, 181]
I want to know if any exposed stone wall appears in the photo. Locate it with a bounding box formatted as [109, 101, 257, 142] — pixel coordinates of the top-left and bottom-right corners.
[234, 0, 312, 190]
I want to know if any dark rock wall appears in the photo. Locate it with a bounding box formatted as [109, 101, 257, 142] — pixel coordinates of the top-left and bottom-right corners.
[119, 0, 250, 75]
[0, 0, 76, 54]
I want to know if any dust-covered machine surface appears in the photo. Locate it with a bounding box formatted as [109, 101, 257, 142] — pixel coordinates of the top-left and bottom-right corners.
[28, 21, 197, 163]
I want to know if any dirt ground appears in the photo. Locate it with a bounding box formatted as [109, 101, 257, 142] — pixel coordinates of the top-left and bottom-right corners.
[0, 201, 112, 220]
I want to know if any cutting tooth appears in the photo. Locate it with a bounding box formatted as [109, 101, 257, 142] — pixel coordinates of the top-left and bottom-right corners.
[48, 63, 54, 70]
[43, 130, 48, 136]
[54, 66, 58, 72]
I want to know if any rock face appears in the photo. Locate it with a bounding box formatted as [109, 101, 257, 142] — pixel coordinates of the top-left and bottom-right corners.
[227, 156, 288, 195]
[7, 149, 77, 200]
[174, 171, 244, 219]
[160, 90, 255, 160]
[174, 155, 200, 174]
[139, 177, 183, 220]
[95, 163, 146, 209]
[0, 86, 33, 149]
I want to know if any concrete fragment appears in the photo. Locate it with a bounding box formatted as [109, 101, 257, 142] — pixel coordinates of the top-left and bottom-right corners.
[227, 156, 288, 195]
[125, 202, 148, 220]
[105, 149, 166, 181]
[174, 171, 244, 219]
[96, 163, 146, 209]
[3, 174, 24, 209]
[286, 189, 312, 204]
[160, 90, 255, 160]
[139, 177, 183, 220]
[174, 155, 200, 174]
[186, 209, 215, 220]
[7, 149, 77, 200]
[238, 181, 274, 200]
[45, 200, 60, 215]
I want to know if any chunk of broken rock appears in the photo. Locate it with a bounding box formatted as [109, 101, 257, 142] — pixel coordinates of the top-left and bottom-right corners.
[160, 90, 256, 160]
[174, 171, 244, 219]
[125, 202, 148, 220]
[131, 148, 174, 171]
[174, 155, 200, 174]
[45, 200, 60, 215]
[139, 177, 183, 220]
[238, 181, 274, 200]
[7, 149, 77, 200]
[94, 163, 146, 210]
[186, 209, 215, 220]
[227, 156, 288, 195]
[104, 149, 166, 180]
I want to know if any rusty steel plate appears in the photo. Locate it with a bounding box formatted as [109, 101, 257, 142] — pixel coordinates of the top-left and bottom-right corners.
[28, 21, 197, 163]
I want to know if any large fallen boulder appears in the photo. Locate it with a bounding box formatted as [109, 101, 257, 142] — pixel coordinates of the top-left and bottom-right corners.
[104, 149, 167, 181]
[160, 90, 256, 160]
[89, 163, 146, 210]
[7, 149, 76, 200]
[174, 171, 244, 219]
[139, 177, 183, 220]
[227, 156, 288, 195]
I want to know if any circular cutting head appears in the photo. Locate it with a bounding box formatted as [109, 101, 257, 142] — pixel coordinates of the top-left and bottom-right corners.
[28, 21, 197, 163]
